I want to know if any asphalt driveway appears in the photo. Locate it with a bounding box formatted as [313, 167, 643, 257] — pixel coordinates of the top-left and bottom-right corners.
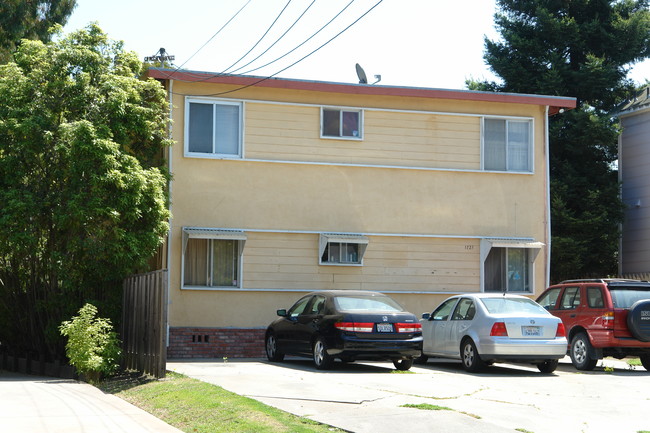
[168, 357, 650, 433]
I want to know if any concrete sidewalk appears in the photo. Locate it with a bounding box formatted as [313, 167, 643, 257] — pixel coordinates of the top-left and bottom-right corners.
[0, 370, 182, 433]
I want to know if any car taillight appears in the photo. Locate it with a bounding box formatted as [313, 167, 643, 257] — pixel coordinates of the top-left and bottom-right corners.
[490, 322, 508, 337]
[335, 322, 374, 332]
[556, 322, 566, 337]
[395, 323, 422, 333]
[602, 311, 614, 328]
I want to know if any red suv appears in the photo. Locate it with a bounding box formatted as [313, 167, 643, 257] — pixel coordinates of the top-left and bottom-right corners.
[536, 279, 650, 371]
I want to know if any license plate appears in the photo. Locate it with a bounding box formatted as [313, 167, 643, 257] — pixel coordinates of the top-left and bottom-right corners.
[376, 323, 394, 333]
[522, 326, 542, 337]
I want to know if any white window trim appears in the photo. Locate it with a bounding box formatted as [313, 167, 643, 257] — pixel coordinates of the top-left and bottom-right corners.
[181, 227, 247, 290]
[320, 107, 364, 140]
[481, 117, 534, 173]
[479, 238, 544, 294]
[319, 233, 369, 266]
[184, 97, 244, 159]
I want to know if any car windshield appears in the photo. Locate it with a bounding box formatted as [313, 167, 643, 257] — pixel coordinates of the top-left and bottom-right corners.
[481, 297, 548, 315]
[334, 295, 404, 312]
[610, 289, 650, 308]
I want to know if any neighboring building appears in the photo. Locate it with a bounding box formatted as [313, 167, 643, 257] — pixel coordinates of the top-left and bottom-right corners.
[618, 87, 650, 275]
[147, 68, 576, 358]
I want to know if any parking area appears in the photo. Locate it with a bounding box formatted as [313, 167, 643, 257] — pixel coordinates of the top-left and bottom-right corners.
[169, 357, 649, 433]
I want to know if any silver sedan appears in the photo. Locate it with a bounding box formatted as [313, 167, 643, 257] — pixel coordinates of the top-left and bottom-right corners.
[419, 294, 568, 373]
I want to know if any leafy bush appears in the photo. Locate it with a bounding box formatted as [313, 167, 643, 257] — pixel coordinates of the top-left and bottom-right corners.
[59, 303, 121, 382]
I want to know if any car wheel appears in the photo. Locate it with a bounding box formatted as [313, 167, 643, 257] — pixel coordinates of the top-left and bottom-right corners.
[537, 359, 559, 373]
[313, 337, 334, 370]
[461, 339, 485, 372]
[627, 300, 650, 342]
[640, 354, 650, 371]
[393, 358, 414, 371]
[265, 332, 284, 362]
[570, 332, 597, 371]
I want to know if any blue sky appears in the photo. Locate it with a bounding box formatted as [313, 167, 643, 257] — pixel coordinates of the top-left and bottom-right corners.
[63, 0, 649, 91]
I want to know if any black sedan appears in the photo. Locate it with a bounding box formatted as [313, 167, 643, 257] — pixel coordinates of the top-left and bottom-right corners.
[264, 290, 423, 370]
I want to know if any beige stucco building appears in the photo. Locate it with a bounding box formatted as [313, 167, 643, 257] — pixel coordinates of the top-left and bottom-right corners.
[147, 68, 575, 358]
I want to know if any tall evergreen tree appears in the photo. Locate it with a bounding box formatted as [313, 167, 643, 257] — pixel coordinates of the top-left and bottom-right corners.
[0, 0, 77, 63]
[471, 0, 650, 282]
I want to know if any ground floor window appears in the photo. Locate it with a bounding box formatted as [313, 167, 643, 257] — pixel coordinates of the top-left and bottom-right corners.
[319, 233, 368, 265]
[182, 228, 246, 289]
[480, 239, 543, 293]
[484, 247, 530, 292]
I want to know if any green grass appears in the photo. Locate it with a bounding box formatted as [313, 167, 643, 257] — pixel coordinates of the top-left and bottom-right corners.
[99, 371, 344, 433]
[401, 403, 453, 411]
[627, 358, 642, 367]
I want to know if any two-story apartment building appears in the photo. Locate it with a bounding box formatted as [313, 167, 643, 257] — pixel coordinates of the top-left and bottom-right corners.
[147, 68, 576, 358]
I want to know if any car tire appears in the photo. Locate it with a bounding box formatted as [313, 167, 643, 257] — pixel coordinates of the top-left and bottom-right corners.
[460, 339, 485, 373]
[570, 332, 597, 371]
[537, 359, 559, 373]
[393, 358, 414, 371]
[265, 332, 284, 362]
[640, 354, 650, 371]
[313, 337, 335, 370]
[627, 300, 650, 342]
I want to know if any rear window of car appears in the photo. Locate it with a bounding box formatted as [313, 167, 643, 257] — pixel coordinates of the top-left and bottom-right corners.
[481, 297, 548, 315]
[334, 295, 404, 312]
[609, 288, 650, 309]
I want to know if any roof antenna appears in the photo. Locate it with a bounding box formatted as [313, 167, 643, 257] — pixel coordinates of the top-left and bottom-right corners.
[144, 47, 176, 63]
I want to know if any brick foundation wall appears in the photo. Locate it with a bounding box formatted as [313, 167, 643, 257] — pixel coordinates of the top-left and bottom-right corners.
[168, 327, 266, 359]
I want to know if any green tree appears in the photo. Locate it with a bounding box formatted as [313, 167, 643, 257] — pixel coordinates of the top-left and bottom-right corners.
[0, 24, 171, 361]
[471, 0, 650, 282]
[0, 0, 77, 63]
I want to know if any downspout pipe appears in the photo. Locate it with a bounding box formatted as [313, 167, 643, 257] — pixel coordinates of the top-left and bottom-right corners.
[165, 78, 173, 347]
[545, 105, 551, 288]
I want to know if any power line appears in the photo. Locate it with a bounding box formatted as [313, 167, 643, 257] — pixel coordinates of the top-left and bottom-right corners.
[227, 0, 317, 75]
[238, 0, 356, 76]
[196, 0, 384, 97]
[220, 0, 294, 75]
[159, 0, 252, 79]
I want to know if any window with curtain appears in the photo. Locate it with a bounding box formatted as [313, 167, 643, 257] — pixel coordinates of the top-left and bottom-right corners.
[186, 99, 242, 157]
[484, 247, 531, 292]
[183, 238, 241, 287]
[483, 118, 532, 172]
[322, 108, 362, 139]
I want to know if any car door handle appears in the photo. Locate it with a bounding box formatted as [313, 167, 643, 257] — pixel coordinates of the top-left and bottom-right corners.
[570, 314, 576, 318]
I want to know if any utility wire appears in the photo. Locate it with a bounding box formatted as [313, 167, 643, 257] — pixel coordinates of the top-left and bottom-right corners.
[162, 0, 252, 79]
[196, 0, 384, 97]
[220, 0, 294, 75]
[227, 0, 317, 75]
[238, 0, 356, 76]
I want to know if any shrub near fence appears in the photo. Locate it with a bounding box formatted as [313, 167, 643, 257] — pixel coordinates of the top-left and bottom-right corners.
[122, 269, 167, 378]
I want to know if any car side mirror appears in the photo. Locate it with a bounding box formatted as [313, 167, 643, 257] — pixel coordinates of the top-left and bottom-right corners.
[277, 309, 287, 317]
[421, 313, 430, 320]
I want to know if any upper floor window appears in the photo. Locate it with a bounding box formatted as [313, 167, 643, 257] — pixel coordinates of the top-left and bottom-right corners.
[185, 98, 242, 158]
[321, 108, 362, 139]
[483, 118, 532, 172]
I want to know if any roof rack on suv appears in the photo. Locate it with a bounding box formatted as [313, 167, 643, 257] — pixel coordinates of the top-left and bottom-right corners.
[559, 278, 641, 284]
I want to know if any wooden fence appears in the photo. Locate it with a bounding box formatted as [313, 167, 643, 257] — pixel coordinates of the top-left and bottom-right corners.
[122, 269, 168, 378]
[621, 273, 650, 281]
